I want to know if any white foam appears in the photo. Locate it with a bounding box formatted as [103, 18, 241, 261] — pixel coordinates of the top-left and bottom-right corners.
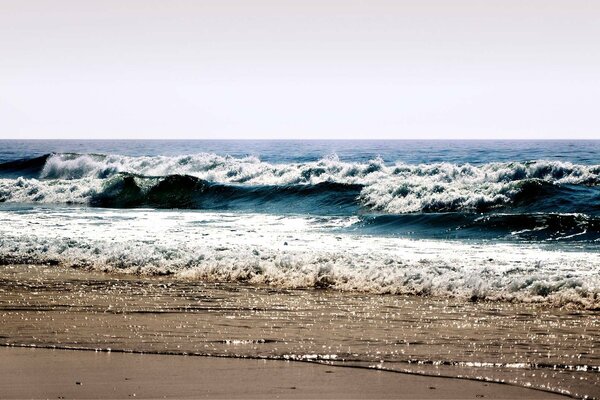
[3, 153, 599, 212]
[0, 177, 103, 204]
[39, 153, 599, 186]
[1, 208, 598, 308]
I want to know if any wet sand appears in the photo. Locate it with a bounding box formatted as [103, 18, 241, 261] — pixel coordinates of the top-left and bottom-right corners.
[1, 264, 598, 398]
[0, 347, 568, 399]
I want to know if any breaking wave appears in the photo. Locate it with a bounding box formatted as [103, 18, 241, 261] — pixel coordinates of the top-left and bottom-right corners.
[0, 153, 598, 216]
[34, 152, 600, 187]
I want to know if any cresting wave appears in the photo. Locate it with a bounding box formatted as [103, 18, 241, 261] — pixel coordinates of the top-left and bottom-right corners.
[0, 152, 598, 215]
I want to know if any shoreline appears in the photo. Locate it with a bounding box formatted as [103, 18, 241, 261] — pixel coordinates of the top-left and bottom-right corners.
[0, 346, 569, 399]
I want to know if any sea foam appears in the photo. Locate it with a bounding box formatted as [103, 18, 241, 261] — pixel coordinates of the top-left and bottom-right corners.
[1, 209, 598, 308]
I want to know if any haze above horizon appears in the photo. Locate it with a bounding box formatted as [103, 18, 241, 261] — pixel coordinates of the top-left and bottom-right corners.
[1, 0, 598, 140]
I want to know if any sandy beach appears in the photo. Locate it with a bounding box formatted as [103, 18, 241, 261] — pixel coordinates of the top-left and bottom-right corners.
[0, 346, 568, 399]
[1, 263, 597, 398]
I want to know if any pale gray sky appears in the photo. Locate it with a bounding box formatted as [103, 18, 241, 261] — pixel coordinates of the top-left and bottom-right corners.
[0, 0, 598, 139]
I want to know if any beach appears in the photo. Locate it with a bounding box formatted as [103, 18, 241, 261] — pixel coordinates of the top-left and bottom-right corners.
[0, 346, 567, 399]
[1, 263, 598, 399]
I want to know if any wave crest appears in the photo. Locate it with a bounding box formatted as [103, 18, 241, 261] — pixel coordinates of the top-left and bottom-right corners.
[0, 153, 598, 213]
[32, 153, 598, 185]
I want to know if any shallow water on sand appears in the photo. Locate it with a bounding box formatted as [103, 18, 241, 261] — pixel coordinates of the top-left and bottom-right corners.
[1, 265, 598, 399]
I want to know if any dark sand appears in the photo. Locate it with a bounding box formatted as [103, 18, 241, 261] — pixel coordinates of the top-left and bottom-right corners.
[0, 347, 567, 399]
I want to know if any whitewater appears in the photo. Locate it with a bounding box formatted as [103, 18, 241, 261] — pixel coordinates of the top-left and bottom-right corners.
[1, 207, 599, 308]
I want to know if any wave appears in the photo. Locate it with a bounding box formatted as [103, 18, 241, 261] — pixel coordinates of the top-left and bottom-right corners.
[1, 172, 597, 219]
[0, 154, 50, 178]
[2, 152, 598, 186]
[1, 209, 599, 309]
[90, 174, 362, 214]
[0, 153, 598, 215]
[35, 153, 600, 186]
[2, 174, 597, 242]
[350, 212, 600, 242]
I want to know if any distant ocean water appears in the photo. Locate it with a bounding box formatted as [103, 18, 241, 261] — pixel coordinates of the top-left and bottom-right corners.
[1, 140, 599, 398]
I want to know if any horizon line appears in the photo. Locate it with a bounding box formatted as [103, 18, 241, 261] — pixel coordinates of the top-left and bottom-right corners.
[1, 138, 598, 141]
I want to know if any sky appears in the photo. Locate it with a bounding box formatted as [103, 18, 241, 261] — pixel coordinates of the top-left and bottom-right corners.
[0, 0, 598, 139]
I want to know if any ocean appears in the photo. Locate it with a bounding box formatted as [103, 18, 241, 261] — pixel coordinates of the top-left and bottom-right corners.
[0, 140, 599, 398]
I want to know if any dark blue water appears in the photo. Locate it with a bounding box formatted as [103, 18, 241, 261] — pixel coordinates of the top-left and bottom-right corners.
[0, 140, 598, 244]
[1, 139, 599, 164]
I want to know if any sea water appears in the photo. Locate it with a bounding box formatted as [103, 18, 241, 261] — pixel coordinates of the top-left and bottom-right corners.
[0, 140, 598, 398]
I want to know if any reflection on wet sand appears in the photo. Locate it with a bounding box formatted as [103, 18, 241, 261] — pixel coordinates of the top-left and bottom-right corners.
[1, 264, 598, 399]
